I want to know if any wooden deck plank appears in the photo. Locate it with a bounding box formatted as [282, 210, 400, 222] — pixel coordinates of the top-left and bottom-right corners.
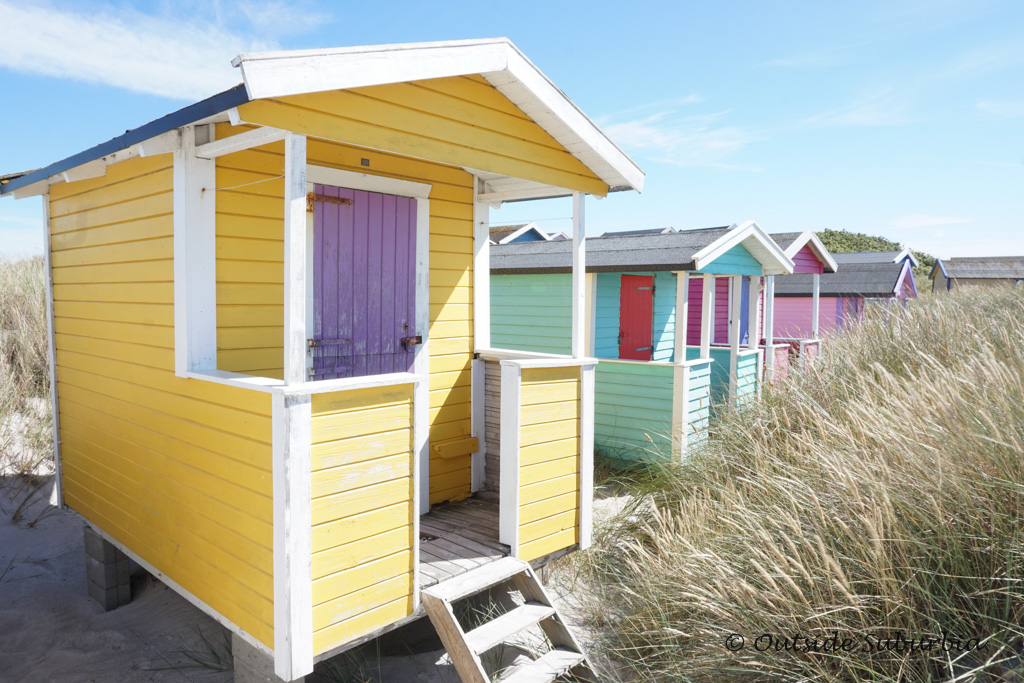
[419, 496, 507, 589]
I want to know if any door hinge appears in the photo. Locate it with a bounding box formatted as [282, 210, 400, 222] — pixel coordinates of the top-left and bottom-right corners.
[307, 193, 354, 213]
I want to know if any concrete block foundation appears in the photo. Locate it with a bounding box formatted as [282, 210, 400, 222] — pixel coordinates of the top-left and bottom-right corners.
[232, 634, 303, 683]
[83, 526, 131, 611]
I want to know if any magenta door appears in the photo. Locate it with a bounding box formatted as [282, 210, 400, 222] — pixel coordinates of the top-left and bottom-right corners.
[310, 184, 417, 380]
[618, 275, 654, 360]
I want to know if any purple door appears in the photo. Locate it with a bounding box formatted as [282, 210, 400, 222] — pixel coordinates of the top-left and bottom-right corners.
[310, 184, 417, 380]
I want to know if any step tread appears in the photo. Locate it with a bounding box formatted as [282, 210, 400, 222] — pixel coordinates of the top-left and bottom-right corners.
[502, 648, 586, 683]
[465, 602, 556, 654]
[422, 557, 530, 603]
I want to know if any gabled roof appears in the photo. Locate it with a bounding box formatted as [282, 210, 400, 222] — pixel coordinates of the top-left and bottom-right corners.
[929, 256, 1024, 280]
[774, 261, 914, 298]
[2, 39, 644, 201]
[491, 222, 794, 275]
[489, 223, 551, 244]
[604, 227, 675, 237]
[769, 231, 838, 273]
[832, 248, 919, 268]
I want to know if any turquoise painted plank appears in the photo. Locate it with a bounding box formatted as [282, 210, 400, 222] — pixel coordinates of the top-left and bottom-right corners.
[594, 362, 674, 460]
[694, 244, 763, 277]
[595, 273, 620, 359]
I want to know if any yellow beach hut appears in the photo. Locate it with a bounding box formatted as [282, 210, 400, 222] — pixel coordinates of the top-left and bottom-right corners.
[0, 39, 644, 682]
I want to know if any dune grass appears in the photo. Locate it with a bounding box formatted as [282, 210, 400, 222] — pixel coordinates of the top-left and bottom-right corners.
[0, 257, 51, 477]
[576, 287, 1024, 682]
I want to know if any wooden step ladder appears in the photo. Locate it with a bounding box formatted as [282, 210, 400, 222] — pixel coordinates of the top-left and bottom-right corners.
[421, 557, 596, 683]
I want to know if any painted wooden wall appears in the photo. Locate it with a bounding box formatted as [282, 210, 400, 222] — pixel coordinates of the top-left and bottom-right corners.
[686, 360, 712, 449]
[309, 384, 415, 656]
[593, 362, 674, 461]
[490, 274, 571, 355]
[210, 124, 476, 506]
[736, 351, 759, 404]
[591, 272, 675, 361]
[594, 273, 620, 358]
[518, 366, 581, 562]
[791, 245, 825, 274]
[236, 74, 609, 197]
[772, 296, 842, 338]
[49, 154, 276, 648]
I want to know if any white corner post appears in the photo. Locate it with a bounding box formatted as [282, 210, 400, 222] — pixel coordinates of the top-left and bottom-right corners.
[498, 361, 522, 557]
[700, 273, 713, 360]
[811, 272, 821, 340]
[571, 192, 586, 358]
[671, 272, 690, 460]
[41, 193, 63, 507]
[172, 125, 216, 377]
[283, 133, 308, 386]
[764, 276, 776, 381]
[728, 276, 742, 404]
[579, 362, 595, 549]
[272, 392, 313, 681]
[471, 179, 490, 492]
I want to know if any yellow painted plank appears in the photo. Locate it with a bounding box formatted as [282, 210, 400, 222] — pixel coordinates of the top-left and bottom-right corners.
[217, 349, 282, 376]
[521, 400, 578, 426]
[311, 478, 412, 526]
[428, 416, 472, 442]
[311, 430, 412, 472]
[429, 384, 470, 409]
[49, 196, 172, 236]
[426, 466, 470, 494]
[521, 419, 579, 447]
[50, 168, 174, 218]
[53, 282, 173, 305]
[311, 454, 411, 499]
[521, 382, 579, 407]
[52, 260, 174, 284]
[56, 333, 173, 371]
[311, 526, 412, 580]
[217, 236, 283, 262]
[55, 300, 171, 326]
[313, 596, 413, 656]
[217, 305, 284, 327]
[238, 98, 608, 196]
[310, 403, 411, 444]
[59, 400, 271, 498]
[520, 509, 578, 546]
[521, 473, 577, 506]
[50, 215, 171, 249]
[312, 501, 412, 554]
[312, 385, 414, 415]
[429, 302, 471, 324]
[417, 76, 534, 122]
[522, 366, 580, 385]
[427, 354, 471, 374]
[521, 455, 578, 486]
[520, 492, 577, 525]
[49, 154, 172, 202]
[520, 438, 579, 467]
[216, 218, 285, 244]
[428, 336, 472, 356]
[55, 318, 173, 348]
[313, 573, 413, 632]
[519, 527, 577, 563]
[50, 236, 172, 268]
[312, 550, 413, 609]
[217, 283, 284, 305]
[218, 326, 282, 349]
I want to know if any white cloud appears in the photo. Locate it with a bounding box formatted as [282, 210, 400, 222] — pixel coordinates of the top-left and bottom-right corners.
[977, 100, 1024, 117]
[884, 215, 972, 231]
[601, 104, 761, 171]
[0, 1, 326, 101]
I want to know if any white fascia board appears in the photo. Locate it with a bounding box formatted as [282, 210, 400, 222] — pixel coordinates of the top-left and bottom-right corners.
[692, 221, 795, 275]
[235, 39, 511, 100]
[895, 247, 920, 267]
[233, 38, 645, 194]
[783, 230, 839, 273]
[195, 126, 288, 159]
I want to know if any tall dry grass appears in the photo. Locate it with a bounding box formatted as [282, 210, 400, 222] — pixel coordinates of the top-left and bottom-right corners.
[0, 257, 52, 476]
[578, 286, 1024, 682]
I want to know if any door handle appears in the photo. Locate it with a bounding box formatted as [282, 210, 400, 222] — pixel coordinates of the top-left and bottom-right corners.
[401, 335, 423, 351]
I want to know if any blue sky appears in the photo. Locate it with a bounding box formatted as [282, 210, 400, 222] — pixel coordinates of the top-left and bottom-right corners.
[1, 0, 1022, 259]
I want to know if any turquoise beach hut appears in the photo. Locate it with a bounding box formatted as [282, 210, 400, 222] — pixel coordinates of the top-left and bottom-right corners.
[490, 222, 793, 463]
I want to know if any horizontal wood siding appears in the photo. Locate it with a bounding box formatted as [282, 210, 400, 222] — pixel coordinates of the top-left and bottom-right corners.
[736, 352, 759, 404]
[714, 277, 730, 345]
[483, 359, 502, 492]
[309, 385, 415, 655]
[236, 75, 609, 196]
[594, 362, 674, 461]
[792, 245, 825, 275]
[212, 124, 476, 505]
[649, 272, 676, 362]
[518, 366, 580, 562]
[686, 361, 712, 449]
[772, 296, 844, 338]
[703, 347, 733, 407]
[694, 243, 763, 277]
[490, 274, 571, 355]
[594, 273, 620, 358]
[49, 154, 275, 648]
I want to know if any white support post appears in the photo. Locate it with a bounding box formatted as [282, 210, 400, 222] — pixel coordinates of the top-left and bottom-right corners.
[747, 277, 759, 352]
[571, 192, 586, 358]
[272, 392, 313, 681]
[729, 275, 742, 404]
[173, 125, 217, 377]
[283, 133, 307, 386]
[764, 276, 776, 380]
[671, 272, 690, 461]
[700, 273, 713, 359]
[471, 178, 490, 493]
[498, 362, 522, 556]
[41, 193, 63, 507]
[578, 363, 595, 549]
[470, 359, 486, 492]
[811, 272, 821, 340]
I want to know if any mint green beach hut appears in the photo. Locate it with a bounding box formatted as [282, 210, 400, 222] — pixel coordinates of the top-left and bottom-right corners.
[490, 222, 794, 463]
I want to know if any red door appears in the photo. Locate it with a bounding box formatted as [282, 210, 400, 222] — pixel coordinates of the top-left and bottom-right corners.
[619, 275, 654, 360]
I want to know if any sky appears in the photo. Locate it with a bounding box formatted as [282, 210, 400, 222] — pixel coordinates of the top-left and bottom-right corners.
[0, 0, 1022, 260]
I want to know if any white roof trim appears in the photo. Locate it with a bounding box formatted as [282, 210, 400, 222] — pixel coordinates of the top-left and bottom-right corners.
[233, 38, 644, 194]
[894, 247, 920, 267]
[691, 221, 795, 276]
[782, 231, 839, 273]
[496, 222, 551, 245]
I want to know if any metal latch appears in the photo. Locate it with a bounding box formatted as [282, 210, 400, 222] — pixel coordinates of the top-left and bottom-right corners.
[307, 338, 351, 351]
[401, 335, 423, 351]
[307, 193, 354, 213]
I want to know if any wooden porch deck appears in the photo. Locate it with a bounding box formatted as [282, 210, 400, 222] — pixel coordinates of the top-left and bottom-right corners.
[419, 495, 509, 589]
